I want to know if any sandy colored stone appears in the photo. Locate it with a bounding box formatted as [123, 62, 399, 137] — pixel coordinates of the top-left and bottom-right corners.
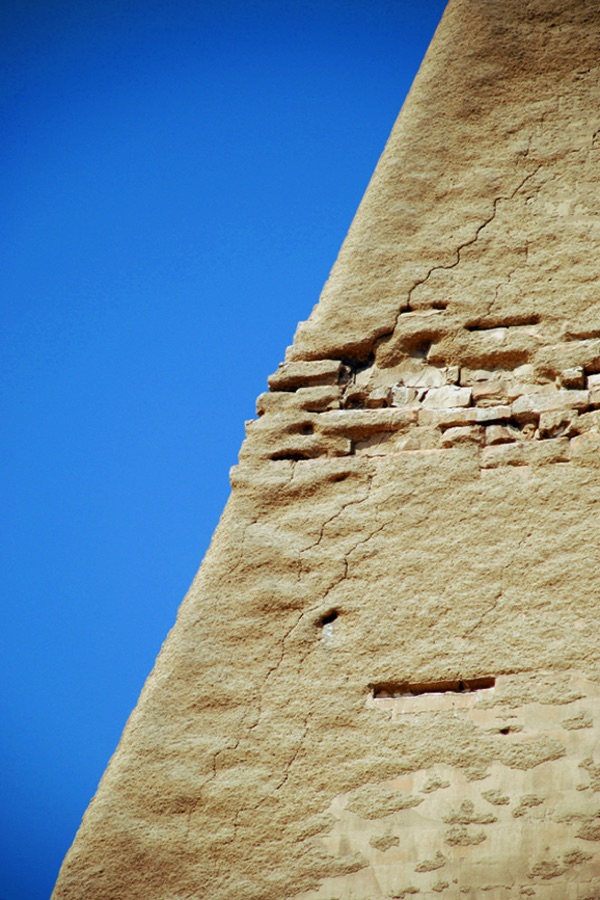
[485, 424, 521, 446]
[419, 405, 511, 428]
[512, 389, 590, 422]
[421, 385, 471, 409]
[54, 1, 600, 898]
[267, 359, 343, 390]
[440, 425, 483, 448]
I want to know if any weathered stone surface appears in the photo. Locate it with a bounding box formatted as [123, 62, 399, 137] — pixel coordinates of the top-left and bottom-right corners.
[53, 1, 600, 898]
[419, 405, 511, 428]
[440, 425, 483, 448]
[512, 390, 590, 423]
[485, 424, 521, 446]
[422, 385, 471, 409]
[256, 386, 341, 415]
[561, 367, 586, 390]
[538, 409, 579, 439]
[268, 359, 343, 391]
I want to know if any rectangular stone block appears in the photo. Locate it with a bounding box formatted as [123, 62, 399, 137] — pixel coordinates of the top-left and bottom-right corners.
[422, 385, 472, 408]
[419, 405, 511, 428]
[512, 390, 589, 422]
[485, 424, 520, 445]
[268, 359, 343, 391]
[256, 386, 341, 415]
[589, 389, 600, 409]
[538, 410, 579, 439]
[320, 407, 418, 439]
[471, 381, 512, 406]
[440, 425, 483, 447]
[480, 443, 528, 468]
[560, 367, 585, 389]
[480, 438, 571, 469]
[587, 373, 600, 389]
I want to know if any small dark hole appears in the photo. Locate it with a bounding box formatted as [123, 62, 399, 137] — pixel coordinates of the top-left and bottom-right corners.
[499, 727, 510, 735]
[331, 473, 348, 483]
[301, 423, 314, 435]
[342, 354, 375, 373]
[319, 610, 338, 627]
[411, 340, 432, 360]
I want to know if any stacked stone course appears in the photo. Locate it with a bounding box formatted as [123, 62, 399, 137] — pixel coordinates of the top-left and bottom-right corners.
[246, 314, 600, 471]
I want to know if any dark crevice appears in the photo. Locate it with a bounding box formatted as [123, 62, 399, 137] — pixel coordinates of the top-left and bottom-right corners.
[341, 354, 375, 376]
[465, 313, 540, 331]
[371, 676, 495, 698]
[317, 610, 339, 627]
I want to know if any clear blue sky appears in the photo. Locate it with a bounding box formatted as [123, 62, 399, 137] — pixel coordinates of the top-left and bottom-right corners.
[0, 2, 446, 896]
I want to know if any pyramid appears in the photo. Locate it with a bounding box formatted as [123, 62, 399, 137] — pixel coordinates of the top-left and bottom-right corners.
[54, 1, 600, 897]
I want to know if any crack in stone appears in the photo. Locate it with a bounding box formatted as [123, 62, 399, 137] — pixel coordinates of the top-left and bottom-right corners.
[404, 166, 542, 315]
[273, 722, 309, 794]
[299, 477, 374, 556]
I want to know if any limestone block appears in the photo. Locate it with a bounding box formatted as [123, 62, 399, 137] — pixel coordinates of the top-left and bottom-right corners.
[395, 426, 442, 452]
[240, 429, 352, 461]
[481, 438, 571, 469]
[320, 408, 418, 441]
[562, 319, 600, 342]
[480, 443, 528, 468]
[589, 388, 600, 409]
[560, 367, 585, 389]
[419, 405, 511, 428]
[587, 373, 600, 390]
[485, 425, 521, 446]
[527, 438, 572, 466]
[460, 368, 495, 385]
[343, 385, 371, 407]
[440, 425, 483, 447]
[364, 386, 393, 409]
[535, 340, 600, 379]
[391, 385, 419, 407]
[570, 431, 600, 466]
[268, 359, 343, 390]
[472, 377, 552, 407]
[471, 380, 512, 407]
[513, 364, 536, 384]
[574, 410, 600, 433]
[422, 385, 472, 409]
[242, 413, 351, 460]
[395, 361, 447, 389]
[430, 327, 538, 371]
[512, 381, 558, 396]
[538, 410, 579, 439]
[512, 390, 589, 423]
[256, 386, 341, 415]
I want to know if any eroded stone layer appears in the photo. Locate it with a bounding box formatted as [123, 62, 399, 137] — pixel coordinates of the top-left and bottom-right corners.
[54, 0, 600, 897]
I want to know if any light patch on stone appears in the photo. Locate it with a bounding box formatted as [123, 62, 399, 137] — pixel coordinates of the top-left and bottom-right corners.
[322, 621, 334, 647]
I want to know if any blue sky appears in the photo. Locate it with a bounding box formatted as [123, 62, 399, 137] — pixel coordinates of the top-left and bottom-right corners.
[0, 2, 446, 896]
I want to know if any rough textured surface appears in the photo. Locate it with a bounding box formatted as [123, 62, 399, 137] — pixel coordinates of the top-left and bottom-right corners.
[54, 1, 600, 897]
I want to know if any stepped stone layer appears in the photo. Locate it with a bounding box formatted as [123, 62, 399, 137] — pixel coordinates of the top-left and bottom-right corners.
[54, 1, 600, 898]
